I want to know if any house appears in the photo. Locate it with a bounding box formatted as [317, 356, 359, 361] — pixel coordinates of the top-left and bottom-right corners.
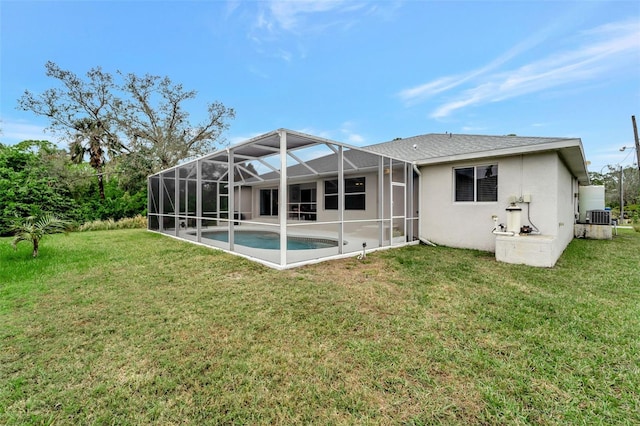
[147, 129, 590, 269]
[363, 133, 590, 266]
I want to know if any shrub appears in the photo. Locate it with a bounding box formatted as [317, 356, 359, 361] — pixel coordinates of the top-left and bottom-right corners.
[77, 215, 147, 232]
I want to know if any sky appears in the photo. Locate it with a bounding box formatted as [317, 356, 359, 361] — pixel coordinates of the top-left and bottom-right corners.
[1, 0, 639, 173]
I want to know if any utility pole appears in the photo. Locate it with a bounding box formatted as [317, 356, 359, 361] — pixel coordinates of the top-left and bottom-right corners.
[633, 115, 640, 175]
[620, 165, 624, 224]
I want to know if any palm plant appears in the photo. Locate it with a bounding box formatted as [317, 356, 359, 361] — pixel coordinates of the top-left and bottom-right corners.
[11, 214, 69, 258]
[70, 117, 122, 199]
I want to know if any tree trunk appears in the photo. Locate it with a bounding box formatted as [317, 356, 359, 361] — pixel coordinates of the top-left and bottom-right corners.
[98, 174, 105, 199]
[32, 239, 39, 258]
[97, 165, 105, 200]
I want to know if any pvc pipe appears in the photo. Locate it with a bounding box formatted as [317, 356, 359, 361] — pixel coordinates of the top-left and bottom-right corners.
[419, 237, 437, 247]
[493, 230, 516, 236]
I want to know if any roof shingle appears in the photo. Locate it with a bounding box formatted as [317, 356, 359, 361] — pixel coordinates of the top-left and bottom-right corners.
[363, 133, 581, 163]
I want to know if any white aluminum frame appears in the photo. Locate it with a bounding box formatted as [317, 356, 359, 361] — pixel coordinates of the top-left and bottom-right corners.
[147, 128, 419, 269]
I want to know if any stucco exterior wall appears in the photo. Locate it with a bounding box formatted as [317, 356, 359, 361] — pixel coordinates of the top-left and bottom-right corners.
[248, 170, 382, 223]
[554, 159, 579, 261]
[419, 162, 498, 251]
[316, 171, 380, 222]
[419, 152, 575, 254]
[234, 187, 253, 219]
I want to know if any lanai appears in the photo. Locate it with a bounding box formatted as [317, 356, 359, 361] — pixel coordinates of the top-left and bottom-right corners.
[147, 129, 419, 269]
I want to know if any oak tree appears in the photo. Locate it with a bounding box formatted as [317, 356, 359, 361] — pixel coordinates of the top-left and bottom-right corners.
[17, 62, 235, 199]
[116, 72, 235, 171]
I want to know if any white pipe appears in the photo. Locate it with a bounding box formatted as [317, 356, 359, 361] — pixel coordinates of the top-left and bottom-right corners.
[492, 216, 516, 236]
[493, 230, 516, 236]
[419, 237, 437, 247]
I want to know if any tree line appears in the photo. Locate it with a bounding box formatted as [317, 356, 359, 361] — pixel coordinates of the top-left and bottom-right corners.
[1, 62, 234, 235]
[588, 166, 640, 220]
[0, 139, 144, 235]
[3, 62, 638, 236]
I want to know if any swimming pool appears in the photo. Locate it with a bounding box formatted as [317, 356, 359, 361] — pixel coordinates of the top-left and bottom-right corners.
[201, 230, 339, 250]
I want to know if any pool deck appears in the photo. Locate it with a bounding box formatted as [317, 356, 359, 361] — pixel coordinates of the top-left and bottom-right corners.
[153, 223, 413, 269]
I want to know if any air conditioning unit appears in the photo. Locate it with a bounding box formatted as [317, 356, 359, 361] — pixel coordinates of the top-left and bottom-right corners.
[586, 210, 611, 225]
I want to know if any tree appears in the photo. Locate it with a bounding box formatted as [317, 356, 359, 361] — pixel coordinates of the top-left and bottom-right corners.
[0, 142, 79, 235]
[588, 165, 640, 214]
[114, 146, 154, 194]
[69, 118, 120, 199]
[18, 62, 235, 195]
[115, 72, 235, 171]
[11, 214, 69, 257]
[17, 62, 126, 199]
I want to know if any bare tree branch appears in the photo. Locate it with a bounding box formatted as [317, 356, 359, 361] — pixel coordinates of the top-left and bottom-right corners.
[17, 61, 235, 182]
[115, 71, 235, 171]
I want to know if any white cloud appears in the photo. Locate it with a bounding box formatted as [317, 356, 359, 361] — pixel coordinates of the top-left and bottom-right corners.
[398, 18, 640, 119]
[337, 121, 366, 145]
[0, 119, 63, 146]
[345, 133, 364, 144]
[431, 85, 490, 119]
[399, 16, 564, 105]
[247, 0, 388, 61]
[228, 131, 268, 146]
[267, 0, 351, 32]
[224, 0, 241, 19]
[293, 145, 335, 163]
[398, 76, 463, 105]
[294, 127, 334, 140]
[262, 0, 388, 34]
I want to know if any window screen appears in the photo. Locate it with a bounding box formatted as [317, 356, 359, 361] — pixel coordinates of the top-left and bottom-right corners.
[455, 168, 475, 202]
[324, 177, 365, 210]
[455, 166, 497, 202]
[477, 165, 498, 202]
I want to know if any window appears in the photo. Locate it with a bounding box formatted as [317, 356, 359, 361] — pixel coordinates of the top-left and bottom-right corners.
[289, 183, 317, 221]
[260, 189, 278, 216]
[454, 165, 497, 202]
[324, 180, 338, 209]
[324, 177, 366, 210]
[345, 177, 366, 209]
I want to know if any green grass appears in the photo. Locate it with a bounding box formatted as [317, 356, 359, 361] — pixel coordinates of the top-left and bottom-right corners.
[1, 229, 638, 425]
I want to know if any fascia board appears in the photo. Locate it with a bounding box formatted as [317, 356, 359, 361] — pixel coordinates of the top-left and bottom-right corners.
[414, 139, 590, 183]
[415, 139, 582, 165]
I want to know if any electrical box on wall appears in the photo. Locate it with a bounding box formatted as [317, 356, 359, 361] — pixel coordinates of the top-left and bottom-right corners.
[523, 194, 531, 203]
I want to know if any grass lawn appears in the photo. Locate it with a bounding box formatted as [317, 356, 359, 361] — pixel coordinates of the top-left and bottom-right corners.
[1, 229, 639, 425]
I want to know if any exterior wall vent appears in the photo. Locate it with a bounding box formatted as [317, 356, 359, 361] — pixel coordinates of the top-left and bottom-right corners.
[586, 210, 611, 225]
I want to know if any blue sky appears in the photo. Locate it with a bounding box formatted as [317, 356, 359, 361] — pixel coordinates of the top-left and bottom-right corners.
[1, 0, 639, 173]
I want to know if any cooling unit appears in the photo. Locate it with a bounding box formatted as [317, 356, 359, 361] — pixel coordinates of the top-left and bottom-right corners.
[586, 210, 611, 225]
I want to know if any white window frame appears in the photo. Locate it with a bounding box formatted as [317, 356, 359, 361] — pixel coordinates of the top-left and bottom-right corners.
[324, 176, 366, 210]
[453, 164, 498, 203]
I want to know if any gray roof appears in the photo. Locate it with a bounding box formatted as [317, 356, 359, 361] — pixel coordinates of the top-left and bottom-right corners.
[363, 133, 589, 184]
[155, 129, 589, 185]
[255, 148, 383, 182]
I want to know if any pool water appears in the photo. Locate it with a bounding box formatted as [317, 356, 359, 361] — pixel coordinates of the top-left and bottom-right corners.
[201, 230, 338, 250]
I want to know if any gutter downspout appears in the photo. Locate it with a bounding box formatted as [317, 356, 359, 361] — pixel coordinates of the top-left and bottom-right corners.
[413, 163, 438, 247]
